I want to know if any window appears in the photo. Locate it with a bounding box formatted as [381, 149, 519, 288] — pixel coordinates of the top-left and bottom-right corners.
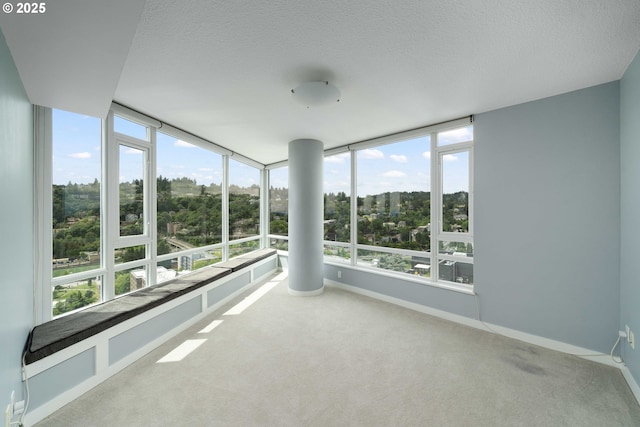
[318, 120, 473, 288]
[269, 166, 288, 236]
[51, 109, 103, 316]
[268, 166, 289, 250]
[118, 144, 146, 236]
[323, 152, 351, 262]
[354, 136, 432, 276]
[225, 158, 262, 258]
[114, 115, 149, 141]
[228, 159, 261, 243]
[39, 106, 265, 322]
[434, 125, 474, 285]
[156, 132, 223, 256]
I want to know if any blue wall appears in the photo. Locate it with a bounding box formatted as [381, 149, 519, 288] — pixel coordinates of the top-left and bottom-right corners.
[327, 82, 622, 354]
[474, 82, 620, 353]
[0, 31, 34, 403]
[621, 50, 640, 385]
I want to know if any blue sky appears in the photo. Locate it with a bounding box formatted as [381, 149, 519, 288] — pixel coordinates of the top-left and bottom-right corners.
[53, 108, 470, 195]
[52, 109, 101, 185]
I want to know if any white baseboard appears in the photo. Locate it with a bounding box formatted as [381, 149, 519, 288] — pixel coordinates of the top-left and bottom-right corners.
[288, 286, 324, 296]
[621, 365, 640, 406]
[324, 280, 631, 372]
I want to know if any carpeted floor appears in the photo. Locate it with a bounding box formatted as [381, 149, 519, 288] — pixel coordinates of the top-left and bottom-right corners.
[36, 273, 640, 426]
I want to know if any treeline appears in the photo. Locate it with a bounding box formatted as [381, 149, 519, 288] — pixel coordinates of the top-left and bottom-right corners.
[272, 189, 469, 252]
[53, 177, 261, 260]
[54, 180, 467, 261]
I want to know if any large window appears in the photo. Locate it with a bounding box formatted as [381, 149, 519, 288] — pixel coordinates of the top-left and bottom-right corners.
[156, 132, 223, 256]
[155, 132, 224, 278]
[323, 152, 351, 262]
[317, 120, 474, 288]
[111, 114, 152, 297]
[51, 109, 103, 315]
[355, 135, 433, 277]
[435, 125, 473, 284]
[268, 166, 289, 250]
[228, 159, 261, 256]
[356, 136, 430, 251]
[40, 106, 265, 322]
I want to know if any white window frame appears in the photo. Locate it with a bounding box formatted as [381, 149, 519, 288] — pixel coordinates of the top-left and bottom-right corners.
[36, 105, 267, 324]
[107, 110, 156, 297]
[432, 133, 473, 284]
[315, 117, 474, 292]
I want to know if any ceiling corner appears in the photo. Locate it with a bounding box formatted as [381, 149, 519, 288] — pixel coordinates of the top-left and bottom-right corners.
[0, 0, 146, 118]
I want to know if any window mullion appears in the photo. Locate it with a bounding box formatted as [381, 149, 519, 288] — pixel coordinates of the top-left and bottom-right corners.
[104, 111, 117, 301]
[350, 150, 358, 266]
[431, 131, 440, 282]
[222, 155, 229, 261]
[469, 147, 474, 237]
[148, 126, 157, 287]
[260, 168, 269, 249]
[36, 106, 52, 323]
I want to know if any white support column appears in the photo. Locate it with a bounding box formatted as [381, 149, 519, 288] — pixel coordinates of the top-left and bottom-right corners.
[288, 139, 324, 296]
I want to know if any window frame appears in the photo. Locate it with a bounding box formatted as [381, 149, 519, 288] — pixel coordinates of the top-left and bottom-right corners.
[329, 118, 474, 291]
[432, 131, 474, 285]
[37, 105, 266, 323]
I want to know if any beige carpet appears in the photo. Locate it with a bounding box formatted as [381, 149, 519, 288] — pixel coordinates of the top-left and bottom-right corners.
[36, 273, 640, 426]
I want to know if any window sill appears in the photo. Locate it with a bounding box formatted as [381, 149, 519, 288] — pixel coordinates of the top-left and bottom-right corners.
[323, 258, 475, 295]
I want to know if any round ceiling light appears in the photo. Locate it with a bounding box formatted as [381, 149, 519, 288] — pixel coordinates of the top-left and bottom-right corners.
[291, 81, 340, 108]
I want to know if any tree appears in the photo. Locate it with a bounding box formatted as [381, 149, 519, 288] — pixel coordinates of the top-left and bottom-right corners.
[378, 253, 408, 273]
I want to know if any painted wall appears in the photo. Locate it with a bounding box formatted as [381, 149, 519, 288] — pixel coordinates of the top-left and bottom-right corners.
[474, 82, 620, 353]
[620, 50, 640, 385]
[324, 263, 476, 318]
[0, 31, 34, 404]
[323, 82, 620, 354]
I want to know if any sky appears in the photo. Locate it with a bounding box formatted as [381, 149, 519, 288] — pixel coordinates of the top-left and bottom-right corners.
[53, 110, 258, 188]
[53, 109, 471, 196]
[270, 128, 472, 197]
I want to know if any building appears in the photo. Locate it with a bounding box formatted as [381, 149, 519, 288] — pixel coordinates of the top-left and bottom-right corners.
[1, 2, 640, 425]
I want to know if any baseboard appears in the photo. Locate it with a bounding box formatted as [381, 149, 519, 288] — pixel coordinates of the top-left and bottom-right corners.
[620, 365, 640, 406]
[324, 280, 620, 369]
[288, 286, 324, 296]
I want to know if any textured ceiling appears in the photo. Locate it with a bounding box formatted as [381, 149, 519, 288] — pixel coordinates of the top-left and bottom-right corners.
[2, 1, 640, 164]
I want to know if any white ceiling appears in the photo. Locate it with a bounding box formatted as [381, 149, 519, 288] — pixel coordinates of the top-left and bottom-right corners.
[0, 0, 146, 118]
[2, 1, 640, 165]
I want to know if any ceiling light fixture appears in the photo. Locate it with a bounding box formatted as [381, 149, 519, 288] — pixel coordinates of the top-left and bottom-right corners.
[291, 81, 340, 108]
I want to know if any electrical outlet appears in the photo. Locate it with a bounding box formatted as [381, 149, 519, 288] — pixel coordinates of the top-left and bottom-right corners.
[13, 400, 24, 417]
[630, 330, 635, 350]
[337, 270, 342, 279]
[626, 325, 630, 339]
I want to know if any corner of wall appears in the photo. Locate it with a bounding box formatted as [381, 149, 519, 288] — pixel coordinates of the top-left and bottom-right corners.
[620, 47, 640, 393]
[0, 30, 35, 406]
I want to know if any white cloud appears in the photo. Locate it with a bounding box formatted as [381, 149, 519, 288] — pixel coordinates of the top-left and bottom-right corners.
[390, 154, 408, 163]
[438, 126, 473, 145]
[125, 148, 142, 155]
[422, 151, 431, 159]
[359, 149, 384, 159]
[198, 167, 214, 172]
[382, 170, 407, 178]
[68, 152, 91, 159]
[324, 152, 350, 163]
[174, 139, 196, 148]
